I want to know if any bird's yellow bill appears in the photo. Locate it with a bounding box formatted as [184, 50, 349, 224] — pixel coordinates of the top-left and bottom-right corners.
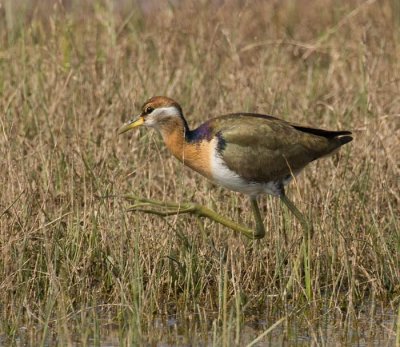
[118, 116, 144, 134]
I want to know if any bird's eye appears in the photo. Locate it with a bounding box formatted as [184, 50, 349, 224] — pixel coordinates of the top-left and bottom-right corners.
[145, 106, 154, 114]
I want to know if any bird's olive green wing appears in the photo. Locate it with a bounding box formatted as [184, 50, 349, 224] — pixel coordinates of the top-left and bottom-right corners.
[212, 114, 346, 183]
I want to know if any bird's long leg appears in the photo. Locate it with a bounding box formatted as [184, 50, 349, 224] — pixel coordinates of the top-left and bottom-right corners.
[279, 193, 312, 235]
[280, 192, 313, 300]
[124, 195, 265, 240]
[250, 197, 265, 239]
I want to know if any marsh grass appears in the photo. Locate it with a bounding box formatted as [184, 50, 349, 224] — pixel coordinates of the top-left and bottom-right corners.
[0, 0, 399, 345]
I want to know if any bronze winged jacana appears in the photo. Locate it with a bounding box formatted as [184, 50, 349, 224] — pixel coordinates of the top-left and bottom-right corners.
[119, 96, 352, 239]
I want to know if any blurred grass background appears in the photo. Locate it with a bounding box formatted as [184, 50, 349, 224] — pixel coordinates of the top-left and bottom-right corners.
[0, 0, 399, 345]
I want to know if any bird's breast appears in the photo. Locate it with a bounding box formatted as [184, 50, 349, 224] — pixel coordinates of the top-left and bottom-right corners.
[163, 132, 214, 180]
[181, 141, 214, 179]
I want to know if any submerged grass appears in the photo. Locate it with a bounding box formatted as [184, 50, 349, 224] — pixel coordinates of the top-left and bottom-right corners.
[0, 0, 399, 344]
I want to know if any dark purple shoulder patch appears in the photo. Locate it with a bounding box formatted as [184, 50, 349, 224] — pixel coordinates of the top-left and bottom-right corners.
[186, 121, 214, 142]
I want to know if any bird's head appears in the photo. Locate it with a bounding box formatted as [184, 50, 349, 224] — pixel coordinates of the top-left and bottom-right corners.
[119, 96, 185, 134]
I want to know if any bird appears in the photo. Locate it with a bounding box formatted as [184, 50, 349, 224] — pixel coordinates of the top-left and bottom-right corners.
[119, 96, 352, 239]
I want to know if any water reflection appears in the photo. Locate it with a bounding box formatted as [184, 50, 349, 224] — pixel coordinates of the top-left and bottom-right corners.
[1, 307, 396, 346]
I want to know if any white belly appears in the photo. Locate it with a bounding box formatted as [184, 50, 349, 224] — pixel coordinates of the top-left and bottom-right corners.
[209, 144, 288, 197]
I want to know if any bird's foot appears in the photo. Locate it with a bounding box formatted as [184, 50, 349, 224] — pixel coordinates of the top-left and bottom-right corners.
[124, 194, 199, 216]
[123, 195, 262, 240]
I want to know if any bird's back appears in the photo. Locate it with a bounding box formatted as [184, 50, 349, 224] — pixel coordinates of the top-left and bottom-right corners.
[188, 113, 352, 184]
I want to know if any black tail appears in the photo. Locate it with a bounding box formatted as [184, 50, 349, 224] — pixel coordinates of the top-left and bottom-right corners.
[338, 135, 353, 146]
[294, 125, 353, 159]
[293, 125, 352, 139]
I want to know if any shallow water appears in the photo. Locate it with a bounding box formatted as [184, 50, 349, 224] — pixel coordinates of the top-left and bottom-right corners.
[146, 309, 397, 346]
[3, 307, 397, 346]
